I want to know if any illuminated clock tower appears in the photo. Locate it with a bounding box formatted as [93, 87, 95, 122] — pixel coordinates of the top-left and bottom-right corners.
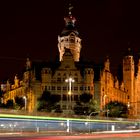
[58, 5, 82, 62]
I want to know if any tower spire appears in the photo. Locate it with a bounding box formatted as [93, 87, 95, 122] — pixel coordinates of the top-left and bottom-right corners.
[64, 3, 76, 27]
[68, 3, 73, 15]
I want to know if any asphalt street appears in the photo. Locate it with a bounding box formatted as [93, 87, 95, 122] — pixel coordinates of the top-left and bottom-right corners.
[0, 132, 140, 140]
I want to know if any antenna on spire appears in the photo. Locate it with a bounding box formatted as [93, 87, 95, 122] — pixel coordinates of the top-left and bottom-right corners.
[68, 3, 73, 15]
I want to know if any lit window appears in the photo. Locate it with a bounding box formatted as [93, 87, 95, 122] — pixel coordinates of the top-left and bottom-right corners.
[63, 87, 67, 90]
[57, 86, 61, 90]
[57, 78, 61, 82]
[74, 87, 78, 91]
[80, 87, 83, 90]
[63, 95, 67, 100]
[74, 95, 78, 101]
[51, 86, 55, 90]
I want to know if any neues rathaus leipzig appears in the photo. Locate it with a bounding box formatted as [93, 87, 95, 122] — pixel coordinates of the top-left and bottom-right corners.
[1, 7, 140, 118]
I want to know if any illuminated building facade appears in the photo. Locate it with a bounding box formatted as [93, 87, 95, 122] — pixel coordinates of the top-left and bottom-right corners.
[1, 6, 140, 118]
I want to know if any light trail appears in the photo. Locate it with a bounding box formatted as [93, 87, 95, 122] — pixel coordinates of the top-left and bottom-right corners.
[0, 113, 139, 134]
[0, 132, 140, 140]
[0, 113, 137, 124]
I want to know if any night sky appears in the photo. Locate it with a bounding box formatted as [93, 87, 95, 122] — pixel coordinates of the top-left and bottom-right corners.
[0, 0, 140, 81]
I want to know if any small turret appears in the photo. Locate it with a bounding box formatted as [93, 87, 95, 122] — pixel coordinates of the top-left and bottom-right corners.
[104, 57, 110, 72]
[14, 74, 19, 88]
[26, 58, 31, 71]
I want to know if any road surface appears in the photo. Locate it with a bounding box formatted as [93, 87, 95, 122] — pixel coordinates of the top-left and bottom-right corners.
[0, 132, 140, 140]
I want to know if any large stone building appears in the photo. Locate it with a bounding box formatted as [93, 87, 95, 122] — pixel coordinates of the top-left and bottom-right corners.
[1, 7, 140, 118]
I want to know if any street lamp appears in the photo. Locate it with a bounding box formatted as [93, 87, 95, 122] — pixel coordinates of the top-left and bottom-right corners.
[127, 102, 130, 108]
[104, 95, 109, 116]
[23, 96, 27, 111]
[104, 94, 109, 131]
[65, 77, 75, 113]
[127, 102, 130, 117]
[88, 111, 100, 133]
[127, 101, 140, 118]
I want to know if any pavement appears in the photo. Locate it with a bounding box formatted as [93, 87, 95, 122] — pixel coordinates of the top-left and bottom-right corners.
[0, 129, 140, 137]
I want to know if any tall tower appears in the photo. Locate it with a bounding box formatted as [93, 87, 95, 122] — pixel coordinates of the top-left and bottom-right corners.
[123, 48, 135, 115]
[134, 59, 140, 117]
[58, 5, 82, 62]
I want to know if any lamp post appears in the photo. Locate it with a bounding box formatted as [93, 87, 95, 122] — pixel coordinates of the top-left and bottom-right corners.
[127, 101, 140, 118]
[65, 77, 75, 113]
[23, 96, 27, 111]
[88, 111, 99, 133]
[65, 77, 74, 133]
[104, 94, 109, 131]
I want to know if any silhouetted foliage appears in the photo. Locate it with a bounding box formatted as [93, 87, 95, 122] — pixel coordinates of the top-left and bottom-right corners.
[55, 105, 62, 113]
[74, 101, 84, 115]
[50, 94, 61, 103]
[80, 92, 92, 103]
[0, 98, 5, 107]
[105, 101, 128, 118]
[15, 96, 25, 109]
[37, 90, 61, 112]
[39, 90, 51, 101]
[74, 93, 99, 115]
[5, 99, 14, 109]
[88, 99, 100, 115]
[0, 89, 4, 98]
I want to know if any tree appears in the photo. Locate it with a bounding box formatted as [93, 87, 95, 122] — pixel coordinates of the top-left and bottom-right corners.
[39, 90, 51, 101]
[55, 104, 62, 113]
[0, 98, 5, 108]
[15, 96, 25, 109]
[74, 93, 95, 115]
[37, 90, 51, 111]
[5, 99, 14, 109]
[74, 101, 87, 115]
[88, 99, 100, 115]
[105, 101, 128, 118]
[0, 89, 5, 107]
[80, 92, 92, 103]
[50, 94, 61, 103]
[37, 90, 61, 112]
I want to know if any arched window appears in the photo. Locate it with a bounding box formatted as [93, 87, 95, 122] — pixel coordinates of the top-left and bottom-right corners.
[69, 34, 75, 43]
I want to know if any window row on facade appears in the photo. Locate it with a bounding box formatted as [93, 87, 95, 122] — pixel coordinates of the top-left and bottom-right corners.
[43, 86, 93, 91]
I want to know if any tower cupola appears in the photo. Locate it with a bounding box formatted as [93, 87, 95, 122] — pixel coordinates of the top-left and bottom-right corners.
[58, 4, 82, 62]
